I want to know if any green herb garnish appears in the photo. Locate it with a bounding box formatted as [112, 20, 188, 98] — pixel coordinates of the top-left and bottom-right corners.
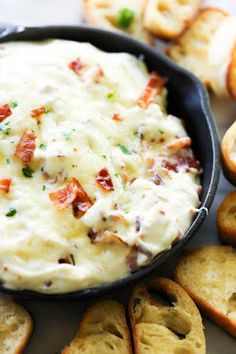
[117, 144, 132, 155]
[39, 143, 47, 150]
[102, 155, 107, 159]
[22, 166, 34, 178]
[159, 129, 165, 134]
[6, 158, 11, 165]
[42, 185, 46, 191]
[107, 92, 116, 100]
[133, 131, 139, 137]
[0, 123, 11, 135]
[72, 164, 78, 168]
[117, 8, 135, 29]
[6, 208, 17, 217]
[114, 173, 120, 177]
[10, 101, 18, 108]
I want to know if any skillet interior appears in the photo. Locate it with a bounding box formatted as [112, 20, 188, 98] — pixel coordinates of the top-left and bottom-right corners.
[0, 25, 220, 300]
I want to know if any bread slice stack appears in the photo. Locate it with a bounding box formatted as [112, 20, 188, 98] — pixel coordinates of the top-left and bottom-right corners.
[167, 8, 236, 98]
[0, 297, 33, 354]
[62, 299, 132, 353]
[129, 277, 205, 354]
[175, 246, 236, 338]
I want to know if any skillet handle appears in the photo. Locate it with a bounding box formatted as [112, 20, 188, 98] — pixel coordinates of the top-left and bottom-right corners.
[0, 23, 25, 39]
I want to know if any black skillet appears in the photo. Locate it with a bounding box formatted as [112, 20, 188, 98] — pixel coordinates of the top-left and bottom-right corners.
[0, 24, 220, 300]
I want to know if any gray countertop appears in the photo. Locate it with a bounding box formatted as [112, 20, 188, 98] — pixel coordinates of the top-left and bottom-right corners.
[0, 1, 236, 353]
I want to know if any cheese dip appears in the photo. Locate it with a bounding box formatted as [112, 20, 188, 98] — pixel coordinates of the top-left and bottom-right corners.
[0, 40, 202, 293]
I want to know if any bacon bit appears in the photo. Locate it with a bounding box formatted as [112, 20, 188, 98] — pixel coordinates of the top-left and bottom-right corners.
[162, 155, 201, 173]
[121, 173, 129, 184]
[166, 137, 191, 151]
[93, 64, 105, 83]
[126, 245, 153, 272]
[112, 113, 123, 121]
[68, 58, 86, 75]
[15, 130, 36, 163]
[89, 230, 128, 246]
[49, 179, 78, 210]
[0, 104, 12, 123]
[135, 216, 141, 232]
[44, 280, 52, 287]
[0, 178, 11, 193]
[152, 175, 163, 186]
[58, 254, 75, 265]
[49, 178, 91, 217]
[72, 179, 92, 218]
[147, 158, 155, 169]
[31, 106, 46, 119]
[137, 72, 167, 109]
[110, 214, 129, 225]
[96, 168, 114, 191]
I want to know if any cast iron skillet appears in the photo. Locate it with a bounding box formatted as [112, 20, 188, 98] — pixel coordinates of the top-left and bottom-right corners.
[0, 24, 220, 300]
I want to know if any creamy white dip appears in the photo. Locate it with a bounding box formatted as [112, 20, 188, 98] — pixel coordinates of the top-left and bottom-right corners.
[0, 40, 201, 293]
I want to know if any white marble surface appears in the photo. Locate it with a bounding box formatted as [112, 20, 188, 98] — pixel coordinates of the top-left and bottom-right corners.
[0, 1, 236, 353]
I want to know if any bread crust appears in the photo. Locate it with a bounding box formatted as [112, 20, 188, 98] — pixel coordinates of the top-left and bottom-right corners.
[143, 0, 202, 40]
[129, 277, 206, 354]
[174, 246, 236, 338]
[0, 297, 33, 354]
[221, 121, 236, 184]
[62, 299, 132, 353]
[217, 191, 236, 246]
[82, 0, 154, 45]
[167, 7, 229, 91]
[227, 42, 236, 99]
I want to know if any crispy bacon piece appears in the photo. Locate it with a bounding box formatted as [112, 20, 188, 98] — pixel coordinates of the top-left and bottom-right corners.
[0, 104, 12, 122]
[49, 178, 91, 217]
[0, 178, 11, 193]
[15, 130, 36, 163]
[126, 245, 153, 272]
[166, 137, 191, 151]
[49, 177, 92, 217]
[58, 254, 75, 265]
[72, 181, 92, 218]
[89, 230, 128, 246]
[49, 179, 79, 210]
[112, 113, 123, 121]
[96, 168, 114, 191]
[162, 154, 201, 173]
[93, 64, 105, 83]
[31, 106, 46, 119]
[137, 72, 167, 109]
[68, 58, 86, 74]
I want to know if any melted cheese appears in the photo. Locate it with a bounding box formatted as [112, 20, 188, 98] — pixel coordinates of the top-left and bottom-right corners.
[0, 40, 201, 293]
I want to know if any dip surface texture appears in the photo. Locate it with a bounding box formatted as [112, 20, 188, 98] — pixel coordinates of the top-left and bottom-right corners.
[0, 40, 201, 293]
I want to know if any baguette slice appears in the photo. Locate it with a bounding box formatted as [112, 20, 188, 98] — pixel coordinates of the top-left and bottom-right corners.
[143, 0, 202, 40]
[217, 191, 236, 246]
[129, 277, 206, 354]
[82, 0, 153, 44]
[0, 297, 33, 354]
[221, 121, 236, 184]
[62, 300, 132, 354]
[167, 8, 228, 90]
[175, 246, 236, 337]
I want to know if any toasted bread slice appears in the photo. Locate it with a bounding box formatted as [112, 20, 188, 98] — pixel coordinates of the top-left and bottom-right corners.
[82, 0, 153, 44]
[0, 297, 33, 354]
[167, 8, 228, 89]
[217, 191, 236, 246]
[62, 300, 132, 354]
[143, 0, 202, 40]
[221, 121, 236, 184]
[129, 277, 206, 354]
[175, 246, 236, 337]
